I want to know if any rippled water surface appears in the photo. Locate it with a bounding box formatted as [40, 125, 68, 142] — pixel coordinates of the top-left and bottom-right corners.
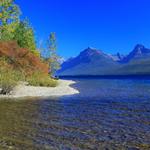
[0, 78, 150, 150]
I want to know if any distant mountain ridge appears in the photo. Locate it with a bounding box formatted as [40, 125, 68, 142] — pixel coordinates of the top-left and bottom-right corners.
[108, 53, 125, 62]
[57, 44, 150, 76]
[121, 44, 150, 63]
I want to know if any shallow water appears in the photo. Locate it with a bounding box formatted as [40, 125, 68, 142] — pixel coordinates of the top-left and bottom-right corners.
[0, 79, 150, 150]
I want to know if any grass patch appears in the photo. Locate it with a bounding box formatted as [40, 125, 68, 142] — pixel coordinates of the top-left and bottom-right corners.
[27, 72, 58, 87]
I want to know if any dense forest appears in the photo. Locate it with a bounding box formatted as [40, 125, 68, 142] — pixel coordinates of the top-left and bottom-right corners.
[0, 0, 60, 94]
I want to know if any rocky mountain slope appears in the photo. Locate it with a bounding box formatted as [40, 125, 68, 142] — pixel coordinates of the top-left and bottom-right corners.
[57, 45, 150, 76]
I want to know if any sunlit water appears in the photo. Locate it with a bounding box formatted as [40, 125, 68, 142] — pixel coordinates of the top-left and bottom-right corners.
[0, 78, 150, 150]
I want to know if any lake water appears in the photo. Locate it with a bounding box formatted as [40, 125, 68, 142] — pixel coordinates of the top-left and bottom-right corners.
[0, 78, 150, 150]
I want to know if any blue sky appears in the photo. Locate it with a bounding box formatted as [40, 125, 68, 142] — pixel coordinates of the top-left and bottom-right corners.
[16, 0, 150, 58]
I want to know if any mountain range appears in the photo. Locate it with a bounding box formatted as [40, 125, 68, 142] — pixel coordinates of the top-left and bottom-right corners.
[57, 44, 150, 76]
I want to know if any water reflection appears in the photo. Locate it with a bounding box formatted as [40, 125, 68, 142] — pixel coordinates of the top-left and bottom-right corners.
[68, 79, 150, 101]
[0, 79, 150, 149]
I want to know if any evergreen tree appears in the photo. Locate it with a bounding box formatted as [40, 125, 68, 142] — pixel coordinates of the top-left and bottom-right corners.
[13, 20, 37, 54]
[0, 0, 20, 41]
[0, 0, 20, 26]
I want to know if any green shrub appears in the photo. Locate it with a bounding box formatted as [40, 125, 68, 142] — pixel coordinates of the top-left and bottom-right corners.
[0, 57, 24, 94]
[27, 72, 58, 87]
[0, 68, 23, 95]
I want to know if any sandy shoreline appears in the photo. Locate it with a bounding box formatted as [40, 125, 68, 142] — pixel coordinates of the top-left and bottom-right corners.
[0, 80, 79, 99]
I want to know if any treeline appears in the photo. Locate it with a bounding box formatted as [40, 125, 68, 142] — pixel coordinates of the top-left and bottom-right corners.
[0, 0, 60, 94]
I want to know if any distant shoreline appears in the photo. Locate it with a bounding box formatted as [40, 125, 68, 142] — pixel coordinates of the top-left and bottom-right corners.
[0, 80, 79, 99]
[59, 74, 150, 80]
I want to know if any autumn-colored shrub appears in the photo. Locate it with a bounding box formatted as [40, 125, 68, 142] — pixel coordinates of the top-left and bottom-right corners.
[0, 41, 49, 76]
[0, 41, 57, 94]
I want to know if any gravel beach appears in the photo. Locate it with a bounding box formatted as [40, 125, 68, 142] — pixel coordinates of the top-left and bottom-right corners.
[0, 80, 79, 99]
